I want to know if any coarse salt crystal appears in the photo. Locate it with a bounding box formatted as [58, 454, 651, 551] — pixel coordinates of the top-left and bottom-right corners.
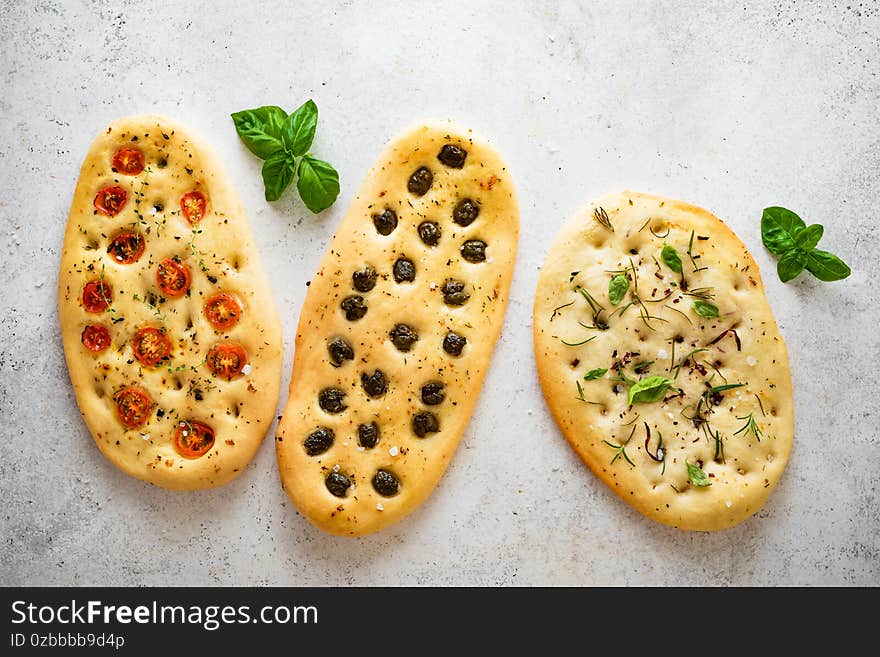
[376, 503, 384, 511]
[389, 446, 399, 457]
[658, 348, 668, 359]
[332, 464, 340, 473]
[725, 500, 732, 508]
[140, 433, 150, 441]
[430, 282, 437, 290]
[358, 446, 365, 452]
[746, 356, 756, 366]
[242, 364, 252, 375]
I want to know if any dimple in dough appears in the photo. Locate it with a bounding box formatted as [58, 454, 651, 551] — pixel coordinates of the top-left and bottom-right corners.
[276, 121, 519, 536]
[533, 191, 793, 531]
[58, 115, 283, 490]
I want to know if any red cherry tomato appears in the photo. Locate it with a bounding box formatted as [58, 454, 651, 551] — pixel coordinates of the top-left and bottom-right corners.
[114, 386, 153, 428]
[174, 420, 215, 458]
[132, 327, 172, 367]
[94, 185, 127, 216]
[206, 342, 247, 380]
[156, 258, 191, 297]
[82, 280, 112, 313]
[204, 293, 242, 330]
[81, 325, 111, 353]
[107, 231, 145, 264]
[180, 191, 208, 225]
[112, 148, 145, 175]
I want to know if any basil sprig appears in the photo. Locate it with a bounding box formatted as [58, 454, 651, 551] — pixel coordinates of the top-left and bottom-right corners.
[761, 207, 850, 282]
[231, 100, 340, 212]
[627, 375, 675, 405]
[686, 461, 711, 487]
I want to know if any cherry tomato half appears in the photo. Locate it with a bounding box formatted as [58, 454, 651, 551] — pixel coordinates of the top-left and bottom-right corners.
[203, 292, 242, 331]
[81, 325, 111, 353]
[180, 191, 208, 225]
[82, 280, 112, 313]
[107, 231, 145, 264]
[132, 327, 172, 367]
[156, 257, 191, 297]
[114, 386, 153, 429]
[206, 342, 247, 380]
[174, 420, 215, 458]
[112, 148, 145, 176]
[94, 185, 127, 216]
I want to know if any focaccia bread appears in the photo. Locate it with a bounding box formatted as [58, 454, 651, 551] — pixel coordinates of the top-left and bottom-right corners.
[58, 115, 283, 490]
[276, 121, 519, 536]
[534, 191, 793, 531]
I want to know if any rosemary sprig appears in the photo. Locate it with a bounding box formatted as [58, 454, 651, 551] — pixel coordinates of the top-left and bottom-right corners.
[560, 335, 596, 347]
[687, 230, 708, 273]
[733, 413, 763, 441]
[671, 347, 708, 378]
[577, 287, 609, 330]
[593, 206, 613, 232]
[643, 422, 666, 474]
[713, 429, 725, 462]
[550, 301, 574, 321]
[575, 380, 601, 405]
[603, 424, 636, 466]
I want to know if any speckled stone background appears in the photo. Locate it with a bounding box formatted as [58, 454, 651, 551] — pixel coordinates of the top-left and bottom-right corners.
[1, 0, 878, 586]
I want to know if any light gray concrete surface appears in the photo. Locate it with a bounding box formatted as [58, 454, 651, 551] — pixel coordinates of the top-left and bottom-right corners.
[1, 0, 878, 586]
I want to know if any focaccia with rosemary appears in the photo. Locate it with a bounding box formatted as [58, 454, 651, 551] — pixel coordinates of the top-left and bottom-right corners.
[58, 115, 283, 490]
[533, 191, 793, 531]
[276, 121, 519, 536]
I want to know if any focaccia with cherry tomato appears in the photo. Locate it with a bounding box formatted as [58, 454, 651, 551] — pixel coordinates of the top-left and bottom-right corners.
[58, 115, 283, 490]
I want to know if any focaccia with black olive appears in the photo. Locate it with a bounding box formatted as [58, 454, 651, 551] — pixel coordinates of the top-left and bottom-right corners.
[276, 121, 519, 536]
[533, 191, 793, 531]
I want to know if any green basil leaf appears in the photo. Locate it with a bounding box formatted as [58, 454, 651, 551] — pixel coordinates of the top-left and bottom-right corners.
[231, 106, 287, 160]
[692, 300, 719, 318]
[795, 224, 823, 251]
[777, 249, 807, 282]
[761, 206, 805, 256]
[661, 245, 682, 273]
[261, 151, 297, 202]
[804, 248, 851, 281]
[296, 155, 340, 213]
[282, 99, 318, 156]
[584, 368, 607, 381]
[608, 274, 629, 306]
[627, 375, 673, 405]
[686, 461, 711, 487]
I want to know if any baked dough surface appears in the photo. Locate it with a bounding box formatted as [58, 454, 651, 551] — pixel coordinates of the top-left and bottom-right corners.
[534, 191, 793, 530]
[276, 121, 519, 535]
[58, 115, 282, 490]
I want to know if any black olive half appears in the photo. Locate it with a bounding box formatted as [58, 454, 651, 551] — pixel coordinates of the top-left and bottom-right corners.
[358, 422, 380, 449]
[389, 323, 419, 352]
[372, 208, 398, 236]
[340, 295, 367, 321]
[418, 221, 441, 246]
[412, 411, 439, 437]
[372, 469, 400, 496]
[442, 279, 470, 305]
[327, 336, 354, 366]
[421, 382, 445, 405]
[393, 258, 416, 283]
[407, 166, 433, 196]
[304, 427, 334, 456]
[437, 144, 467, 168]
[453, 198, 479, 226]
[443, 332, 467, 356]
[460, 239, 487, 263]
[325, 471, 351, 497]
[352, 264, 377, 292]
[318, 387, 347, 414]
[361, 369, 387, 397]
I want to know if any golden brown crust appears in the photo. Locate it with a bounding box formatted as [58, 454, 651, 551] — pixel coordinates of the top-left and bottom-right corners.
[58, 115, 283, 490]
[276, 121, 519, 535]
[533, 191, 793, 530]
